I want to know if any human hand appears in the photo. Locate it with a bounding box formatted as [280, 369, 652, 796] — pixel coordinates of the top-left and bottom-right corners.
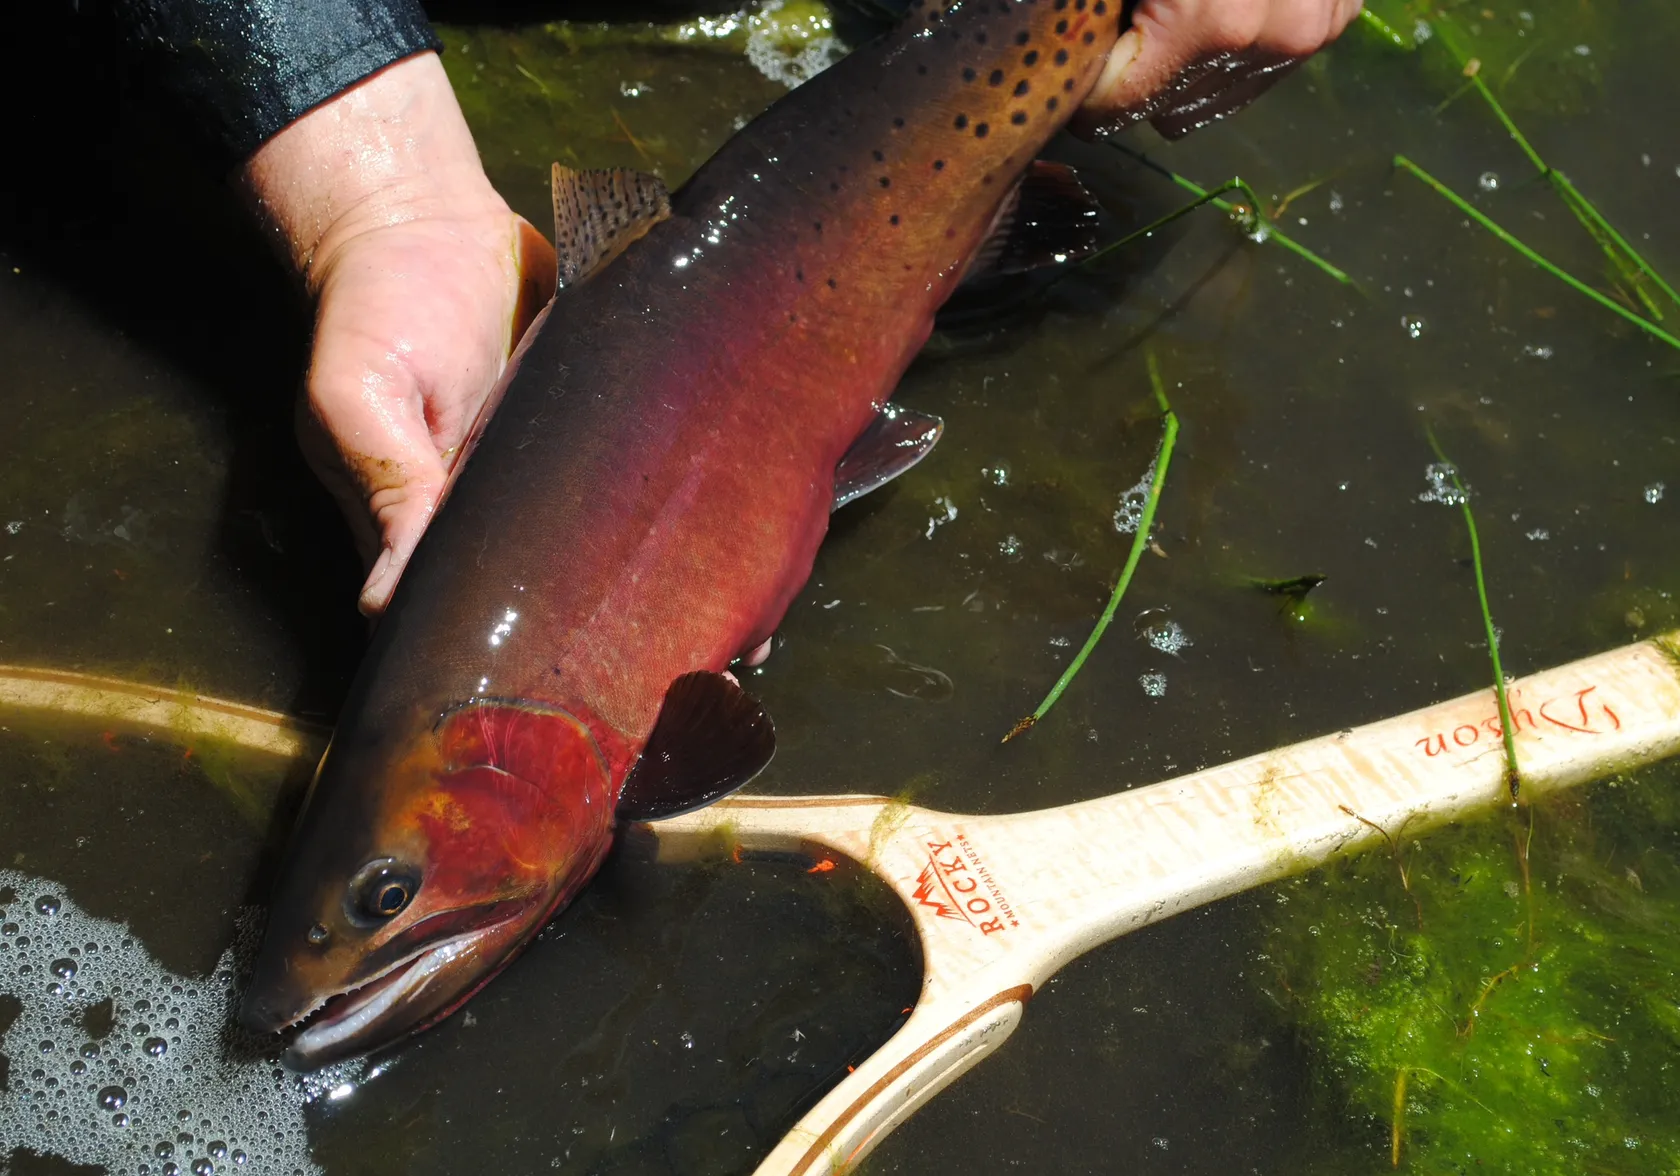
[1075, 0, 1364, 138]
[243, 53, 555, 616]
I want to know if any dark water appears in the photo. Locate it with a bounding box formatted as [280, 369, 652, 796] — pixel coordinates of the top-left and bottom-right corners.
[1, 1, 1676, 1172]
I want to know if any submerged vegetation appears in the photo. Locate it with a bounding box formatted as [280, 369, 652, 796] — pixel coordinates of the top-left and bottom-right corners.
[1264, 766, 1680, 1172]
[1419, 436, 1521, 798]
[1003, 354, 1177, 741]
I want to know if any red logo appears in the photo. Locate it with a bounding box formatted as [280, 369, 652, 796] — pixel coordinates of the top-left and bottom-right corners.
[911, 835, 1019, 935]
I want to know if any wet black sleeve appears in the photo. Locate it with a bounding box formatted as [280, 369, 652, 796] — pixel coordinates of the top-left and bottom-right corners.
[94, 0, 442, 163]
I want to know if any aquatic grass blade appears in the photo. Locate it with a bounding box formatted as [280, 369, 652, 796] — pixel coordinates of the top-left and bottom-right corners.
[1392, 155, 1680, 352]
[1356, 6, 1415, 50]
[1429, 19, 1680, 319]
[1003, 357, 1177, 742]
[1096, 145, 1357, 288]
[1424, 431, 1520, 799]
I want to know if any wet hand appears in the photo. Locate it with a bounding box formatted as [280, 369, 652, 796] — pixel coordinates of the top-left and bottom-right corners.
[1076, 0, 1364, 138]
[243, 53, 555, 616]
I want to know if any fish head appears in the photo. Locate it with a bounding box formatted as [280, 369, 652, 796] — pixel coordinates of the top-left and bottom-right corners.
[240, 699, 618, 1068]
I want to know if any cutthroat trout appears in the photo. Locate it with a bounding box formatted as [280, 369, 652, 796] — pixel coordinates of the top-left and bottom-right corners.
[242, 0, 1124, 1067]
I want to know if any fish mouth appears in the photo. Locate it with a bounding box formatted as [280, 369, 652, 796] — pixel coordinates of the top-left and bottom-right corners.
[279, 918, 516, 1070]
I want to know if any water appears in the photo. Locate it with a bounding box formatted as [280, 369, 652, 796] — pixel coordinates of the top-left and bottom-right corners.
[2, 0, 1678, 1172]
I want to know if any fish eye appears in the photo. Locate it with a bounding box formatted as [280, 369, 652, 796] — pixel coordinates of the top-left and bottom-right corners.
[347, 859, 422, 924]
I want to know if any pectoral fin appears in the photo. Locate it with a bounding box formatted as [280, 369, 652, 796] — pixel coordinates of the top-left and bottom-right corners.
[551, 164, 672, 289]
[617, 671, 776, 821]
[961, 160, 1103, 285]
[833, 404, 945, 511]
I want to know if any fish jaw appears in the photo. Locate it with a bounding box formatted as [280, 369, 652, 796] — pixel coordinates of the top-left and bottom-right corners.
[272, 898, 532, 1069]
[240, 700, 620, 1067]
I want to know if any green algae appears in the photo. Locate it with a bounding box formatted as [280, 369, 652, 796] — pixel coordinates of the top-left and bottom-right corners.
[1263, 767, 1680, 1172]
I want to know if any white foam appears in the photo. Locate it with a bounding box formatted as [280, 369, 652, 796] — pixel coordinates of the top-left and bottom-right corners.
[0, 869, 374, 1174]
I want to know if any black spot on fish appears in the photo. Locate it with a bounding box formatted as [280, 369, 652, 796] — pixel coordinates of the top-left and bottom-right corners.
[1083, 29, 1096, 42]
[1011, 111, 1028, 124]
[1076, 0, 1087, 8]
[890, 214, 901, 226]
[1023, 50, 1039, 66]
[796, 268, 804, 281]
[879, 176, 891, 188]
[1063, 78, 1076, 91]
[975, 31, 988, 44]
[789, 313, 798, 323]
[933, 159, 946, 170]
[1014, 79, 1030, 96]
[954, 113, 969, 129]
[1054, 48, 1069, 64]
[1046, 96, 1059, 111]
[1015, 30, 1031, 44]
[827, 277, 838, 288]
[1055, 19, 1068, 33]
[830, 181, 841, 192]
[872, 150, 885, 161]
[1094, 0, 1107, 10]
[962, 66, 977, 82]
[974, 122, 990, 138]
[893, 116, 905, 128]
[1054, 0, 1068, 8]
[813, 220, 823, 232]
[989, 69, 1005, 85]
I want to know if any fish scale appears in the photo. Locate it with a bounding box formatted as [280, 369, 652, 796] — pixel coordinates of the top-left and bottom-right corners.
[241, 0, 1125, 1068]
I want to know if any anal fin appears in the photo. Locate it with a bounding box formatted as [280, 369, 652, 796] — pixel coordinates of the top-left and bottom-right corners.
[833, 404, 944, 511]
[617, 671, 776, 822]
[551, 164, 672, 289]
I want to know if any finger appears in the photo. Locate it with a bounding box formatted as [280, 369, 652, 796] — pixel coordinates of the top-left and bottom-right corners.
[1330, 0, 1365, 39]
[1078, 0, 1269, 127]
[303, 329, 450, 616]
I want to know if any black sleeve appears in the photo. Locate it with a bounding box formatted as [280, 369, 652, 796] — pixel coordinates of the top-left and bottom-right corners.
[93, 0, 442, 164]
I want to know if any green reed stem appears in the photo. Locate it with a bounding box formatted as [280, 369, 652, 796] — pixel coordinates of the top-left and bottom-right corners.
[1357, 6, 1415, 49]
[1430, 20, 1680, 319]
[1003, 358, 1177, 743]
[1393, 155, 1680, 352]
[1425, 431, 1521, 799]
[1099, 146, 1356, 287]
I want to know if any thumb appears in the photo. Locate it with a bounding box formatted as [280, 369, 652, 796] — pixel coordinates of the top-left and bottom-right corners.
[298, 352, 449, 618]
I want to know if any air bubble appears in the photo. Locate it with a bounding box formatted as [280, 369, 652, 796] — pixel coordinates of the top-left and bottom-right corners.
[192, 1161, 215, 1176]
[1645, 482, 1666, 504]
[1419, 462, 1470, 506]
[1139, 673, 1168, 698]
[35, 895, 62, 917]
[0, 867, 356, 1174]
[1142, 618, 1192, 656]
[155, 1141, 174, 1159]
[1400, 314, 1426, 339]
[1478, 171, 1499, 191]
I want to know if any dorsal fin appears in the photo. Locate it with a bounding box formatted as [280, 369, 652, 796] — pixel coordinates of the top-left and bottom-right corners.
[833, 404, 944, 511]
[962, 160, 1103, 285]
[550, 164, 672, 289]
[617, 671, 776, 822]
